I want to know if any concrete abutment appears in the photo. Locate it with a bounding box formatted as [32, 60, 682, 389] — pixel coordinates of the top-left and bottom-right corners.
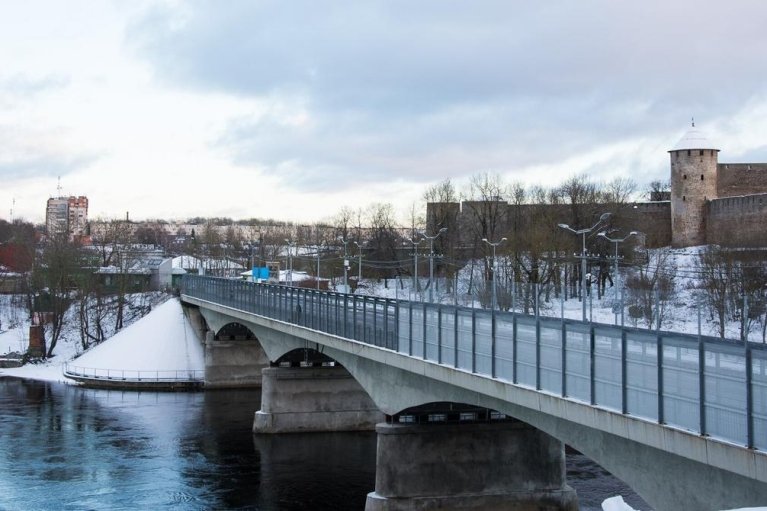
[365, 421, 578, 511]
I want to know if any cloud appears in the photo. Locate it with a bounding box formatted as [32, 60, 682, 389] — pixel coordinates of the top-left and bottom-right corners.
[131, 1, 765, 186]
[0, 73, 69, 97]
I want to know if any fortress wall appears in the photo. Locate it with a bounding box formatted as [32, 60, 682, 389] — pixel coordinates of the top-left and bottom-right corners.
[717, 163, 767, 198]
[707, 193, 767, 247]
[620, 202, 672, 248]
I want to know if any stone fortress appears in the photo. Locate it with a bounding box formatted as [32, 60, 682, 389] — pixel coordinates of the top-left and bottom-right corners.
[427, 124, 767, 249]
[669, 124, 767, 248]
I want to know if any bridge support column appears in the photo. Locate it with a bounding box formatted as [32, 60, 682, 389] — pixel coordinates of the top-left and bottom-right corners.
[254, 365, 384, 433]
[204, 331, 269, 388]
[365, 421, 578, 511]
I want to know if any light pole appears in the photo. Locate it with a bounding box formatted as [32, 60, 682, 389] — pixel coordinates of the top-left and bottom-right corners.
[315, 243, 326, 290]
[284, 239, 295, 286]
[558, 212, 611, 322]
[353, 241, 363, 287]
[482, 237, 507, 310]
[421, 227, 447, 303]
[404, 236, 423, 296]
[598, 230, 638, 326]
[337, 236, 349, 292]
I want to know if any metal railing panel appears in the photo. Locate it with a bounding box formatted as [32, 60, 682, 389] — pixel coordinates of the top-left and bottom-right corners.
[751, 349, 767, 451]
[564, 323, 591, 402]
[594, 326, 623, 412]
[539, 317, 563, 395]
[474, 310, 493, 377]
[625, 332, 659, 422]
[410, 304, 425, 358]
[704, 341, 747, 446]
[514, 315, 537, 387]
[440, 307, 456, 367]
[660, 334, 700, 433]
[397, 302, 411, 355]
[424, 305, 440, 361]
[456, 309, 474, 371]
[495, 314, 514, 382]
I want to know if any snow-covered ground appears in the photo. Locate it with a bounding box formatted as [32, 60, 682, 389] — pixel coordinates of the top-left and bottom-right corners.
[0, 293, 203, 383]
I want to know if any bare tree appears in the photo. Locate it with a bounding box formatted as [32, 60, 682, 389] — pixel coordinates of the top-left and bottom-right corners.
[625, 247, 676, 329]
[31, 233, 84, 358]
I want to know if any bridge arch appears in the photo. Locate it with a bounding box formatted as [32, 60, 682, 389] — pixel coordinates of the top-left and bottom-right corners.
[214, 322, 259, 342]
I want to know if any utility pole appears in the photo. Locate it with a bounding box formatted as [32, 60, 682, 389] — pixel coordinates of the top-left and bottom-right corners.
[598, 230, 638, 325]
[422, 227, 447, 303]
[558, 213, 611, 322]
[353, 241, 363, 287]
[337, 236, 349, 292]
[404, 236, 423, 298]
[482, 237, 507, 310]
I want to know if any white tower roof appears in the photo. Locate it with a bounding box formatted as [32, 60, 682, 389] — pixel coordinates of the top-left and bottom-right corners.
[671, 127, 719, 151]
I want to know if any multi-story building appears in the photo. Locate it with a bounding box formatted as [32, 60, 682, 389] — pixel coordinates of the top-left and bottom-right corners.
[45, 196, 89, 240]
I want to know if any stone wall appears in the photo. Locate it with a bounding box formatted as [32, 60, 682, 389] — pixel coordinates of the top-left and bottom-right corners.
[717, 164, 767, 198]
[707, 193, 767, 247]
[620, 201, 672, 248]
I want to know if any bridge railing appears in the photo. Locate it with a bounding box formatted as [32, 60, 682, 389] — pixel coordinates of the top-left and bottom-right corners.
[63, 362, 205, 383]
[181, 275, 767, 450]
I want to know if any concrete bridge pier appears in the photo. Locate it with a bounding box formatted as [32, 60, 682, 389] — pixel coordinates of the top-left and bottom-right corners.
[253, 365, 385, 433]
[365, 421, 578, 511]
[204, 330, 269, 388]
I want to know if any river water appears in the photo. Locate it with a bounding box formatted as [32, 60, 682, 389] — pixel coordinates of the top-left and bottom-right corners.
[0, 378, 650, 510]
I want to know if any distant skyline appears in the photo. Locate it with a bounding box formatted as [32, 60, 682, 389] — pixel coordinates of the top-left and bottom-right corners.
[2, 1, 767, 225]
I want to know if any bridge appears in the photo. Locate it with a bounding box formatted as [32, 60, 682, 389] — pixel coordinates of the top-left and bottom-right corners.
[180, 274, 767, 511]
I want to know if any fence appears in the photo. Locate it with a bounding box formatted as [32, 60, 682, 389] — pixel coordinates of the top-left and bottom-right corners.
[63, 363, 204, 383]
[181, 274, 767, 449]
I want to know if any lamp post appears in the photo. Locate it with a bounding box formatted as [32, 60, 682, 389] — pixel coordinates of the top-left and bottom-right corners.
[558, 212, 611, 322]
[353, 241, 363, 287]
[337, 236, 349, 292]
[404, 236, 423, 296]
[284, 239, 295, 286]
[482, 237, 507, 310]
[421, 227, 447, 303]
[315, 243, 325, 290]
[598, 230, 638, 326]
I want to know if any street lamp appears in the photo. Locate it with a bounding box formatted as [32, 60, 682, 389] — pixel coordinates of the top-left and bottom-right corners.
[337, 236, 349, 292]
[421, 227, 447, 303]
[315, 242, 326, 290]
[404, 236, 423, 296]
[598, 230, 638, 326]
[558, 212, 611, 322]
[482, 237, 507, 310]
[284, 239, 295, 286]
[353, 241, 363, 287]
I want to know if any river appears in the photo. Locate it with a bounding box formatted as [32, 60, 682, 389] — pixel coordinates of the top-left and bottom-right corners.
[0, 378, 650, 510]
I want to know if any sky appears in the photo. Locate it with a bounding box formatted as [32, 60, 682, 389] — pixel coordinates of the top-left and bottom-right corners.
[2, 1, 767, 226]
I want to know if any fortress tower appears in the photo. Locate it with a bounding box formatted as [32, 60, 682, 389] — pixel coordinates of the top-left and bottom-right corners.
[669, 125, 719, 247]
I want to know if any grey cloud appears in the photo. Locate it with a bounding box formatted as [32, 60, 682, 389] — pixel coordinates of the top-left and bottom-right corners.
[0, 74, 69, 97]
[0, 154, 98, 181]
[130, 0, 767, 192]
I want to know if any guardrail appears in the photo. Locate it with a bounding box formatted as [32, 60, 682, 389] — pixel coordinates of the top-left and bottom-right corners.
[181, 274, 767, 450]
[63, 362, 204, 383]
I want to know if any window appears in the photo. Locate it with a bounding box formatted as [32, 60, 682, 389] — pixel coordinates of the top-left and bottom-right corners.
[700, 149, 704, 156]
[683, 174, 687, 180]
[683, 196, 686, 201]
[687, 150, 691, 156]
[701, 175, 704, 180]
